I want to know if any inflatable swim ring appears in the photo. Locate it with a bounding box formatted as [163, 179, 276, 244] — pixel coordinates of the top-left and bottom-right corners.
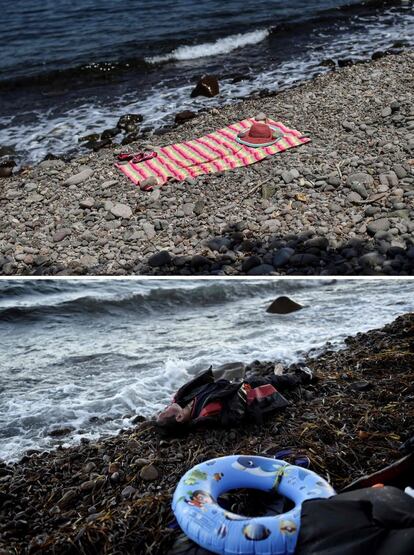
[172, 455, 335, 555]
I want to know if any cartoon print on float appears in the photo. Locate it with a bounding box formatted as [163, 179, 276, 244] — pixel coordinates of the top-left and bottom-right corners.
[280, 519, 298, 535]
[243, 523, 272, 541]
[186, 490, 214, 510]
[184, 469, 208, 486]
[232, 456, 285, 477]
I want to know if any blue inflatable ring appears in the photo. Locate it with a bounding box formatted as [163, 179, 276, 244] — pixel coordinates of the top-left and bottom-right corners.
[172, 455, 335, 555]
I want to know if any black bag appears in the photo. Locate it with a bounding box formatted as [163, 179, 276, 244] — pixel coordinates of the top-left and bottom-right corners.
[296, 486, 414, 555]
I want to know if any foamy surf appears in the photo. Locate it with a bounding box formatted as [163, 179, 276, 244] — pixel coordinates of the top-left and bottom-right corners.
[147, 29, 270, 64]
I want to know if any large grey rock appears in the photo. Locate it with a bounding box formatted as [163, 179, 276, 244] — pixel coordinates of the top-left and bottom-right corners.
[350, 181, 369, 199]
[110, 203, 132, 219]
[26, 193, 44, 204]
[182, 203, 195, 217]
[64, 168, 93, 185]
[282, 170, 295, 184]
[194, 199, 205, 215]
[79, 197, 95, 209]
[393, 164, 407, 179]
[263, 219, 280, 233]
[347, 172, 374, 189]
[79, 255, 98, 268]
[142, 222, 156, 239]
[348, 191, 363, 204]
[39, 159, 66, 170]
[367, 218, 390, 236]
[53, 228, 71, 242]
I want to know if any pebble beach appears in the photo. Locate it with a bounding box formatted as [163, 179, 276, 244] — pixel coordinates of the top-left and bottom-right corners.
[0, 312, 412, 554]
[1, 51, 414, 276]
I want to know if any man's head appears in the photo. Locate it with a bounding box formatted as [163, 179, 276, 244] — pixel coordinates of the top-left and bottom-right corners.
[156, 402, 192, 429]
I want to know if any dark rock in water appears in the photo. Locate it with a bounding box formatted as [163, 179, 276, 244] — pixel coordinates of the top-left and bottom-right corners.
[117, 114, 144, 130]
[0, 160, 16, 178]
[101, 128, 120, 139]
[148, 251, 172, 268]
[0, 145, 16, 158]
[392, 40, 410, 48]
[93, 138, 112, 151]
[266, 296, 304, 314]
[43, 153, 64, 162]
[337, 58, 354, 68]
[84, 138, 112, 152]
[259, 89, 271, 98]
[320, 59, 336, 68]
[125, 123, 139, 134]
[49, 426, 75, 437]
[372, 51, 387, 61]
[79, 133, 100, 143]
[191, 75, 220, 98]
[231, 73, 249, 83]
[121, 133, 140, 146]
[175, 111, 197, 125]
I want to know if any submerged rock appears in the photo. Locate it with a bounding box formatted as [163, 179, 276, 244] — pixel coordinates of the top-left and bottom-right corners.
[0, 160, 16, 178]
[191, 75, 220, 98]
[116, 114, 144, 131]
[266, 296, 304, 314]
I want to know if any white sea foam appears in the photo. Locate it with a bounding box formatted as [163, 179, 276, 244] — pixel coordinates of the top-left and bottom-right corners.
[147, 29, 270, 64]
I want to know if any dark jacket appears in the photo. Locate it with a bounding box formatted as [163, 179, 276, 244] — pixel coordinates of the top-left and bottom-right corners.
[173, 368, 289, 428]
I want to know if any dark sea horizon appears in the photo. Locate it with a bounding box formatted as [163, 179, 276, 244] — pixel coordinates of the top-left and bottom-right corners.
[0, 0, 413, 165]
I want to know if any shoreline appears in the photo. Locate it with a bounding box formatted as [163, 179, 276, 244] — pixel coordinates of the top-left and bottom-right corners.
[1, 51, 414, 277]
[0, 312, 413, 553]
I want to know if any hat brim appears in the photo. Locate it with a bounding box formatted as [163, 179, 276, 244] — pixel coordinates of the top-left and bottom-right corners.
[236, 125, 284, 148]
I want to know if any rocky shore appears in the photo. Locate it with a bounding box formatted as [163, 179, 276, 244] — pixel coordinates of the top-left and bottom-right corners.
[0, 313, 413, 554]
[1, 51, 414, 276]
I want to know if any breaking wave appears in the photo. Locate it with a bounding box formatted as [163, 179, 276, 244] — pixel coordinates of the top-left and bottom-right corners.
[0, 280, 321, 323]
[146, 29, 271, 64]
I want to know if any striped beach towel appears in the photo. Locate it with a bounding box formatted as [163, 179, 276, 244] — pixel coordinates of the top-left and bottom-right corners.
[116, 117, 310, 186]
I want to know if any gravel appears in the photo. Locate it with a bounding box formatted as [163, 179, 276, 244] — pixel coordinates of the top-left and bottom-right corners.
[1, 51, 414, 276]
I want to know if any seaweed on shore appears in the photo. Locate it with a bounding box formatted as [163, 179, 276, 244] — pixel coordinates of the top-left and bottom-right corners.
[0, 314, 413, 554]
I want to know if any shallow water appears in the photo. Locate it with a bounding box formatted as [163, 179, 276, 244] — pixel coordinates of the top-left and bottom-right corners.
[0, 0, 413, 164]
[0, 279, 413, 462]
